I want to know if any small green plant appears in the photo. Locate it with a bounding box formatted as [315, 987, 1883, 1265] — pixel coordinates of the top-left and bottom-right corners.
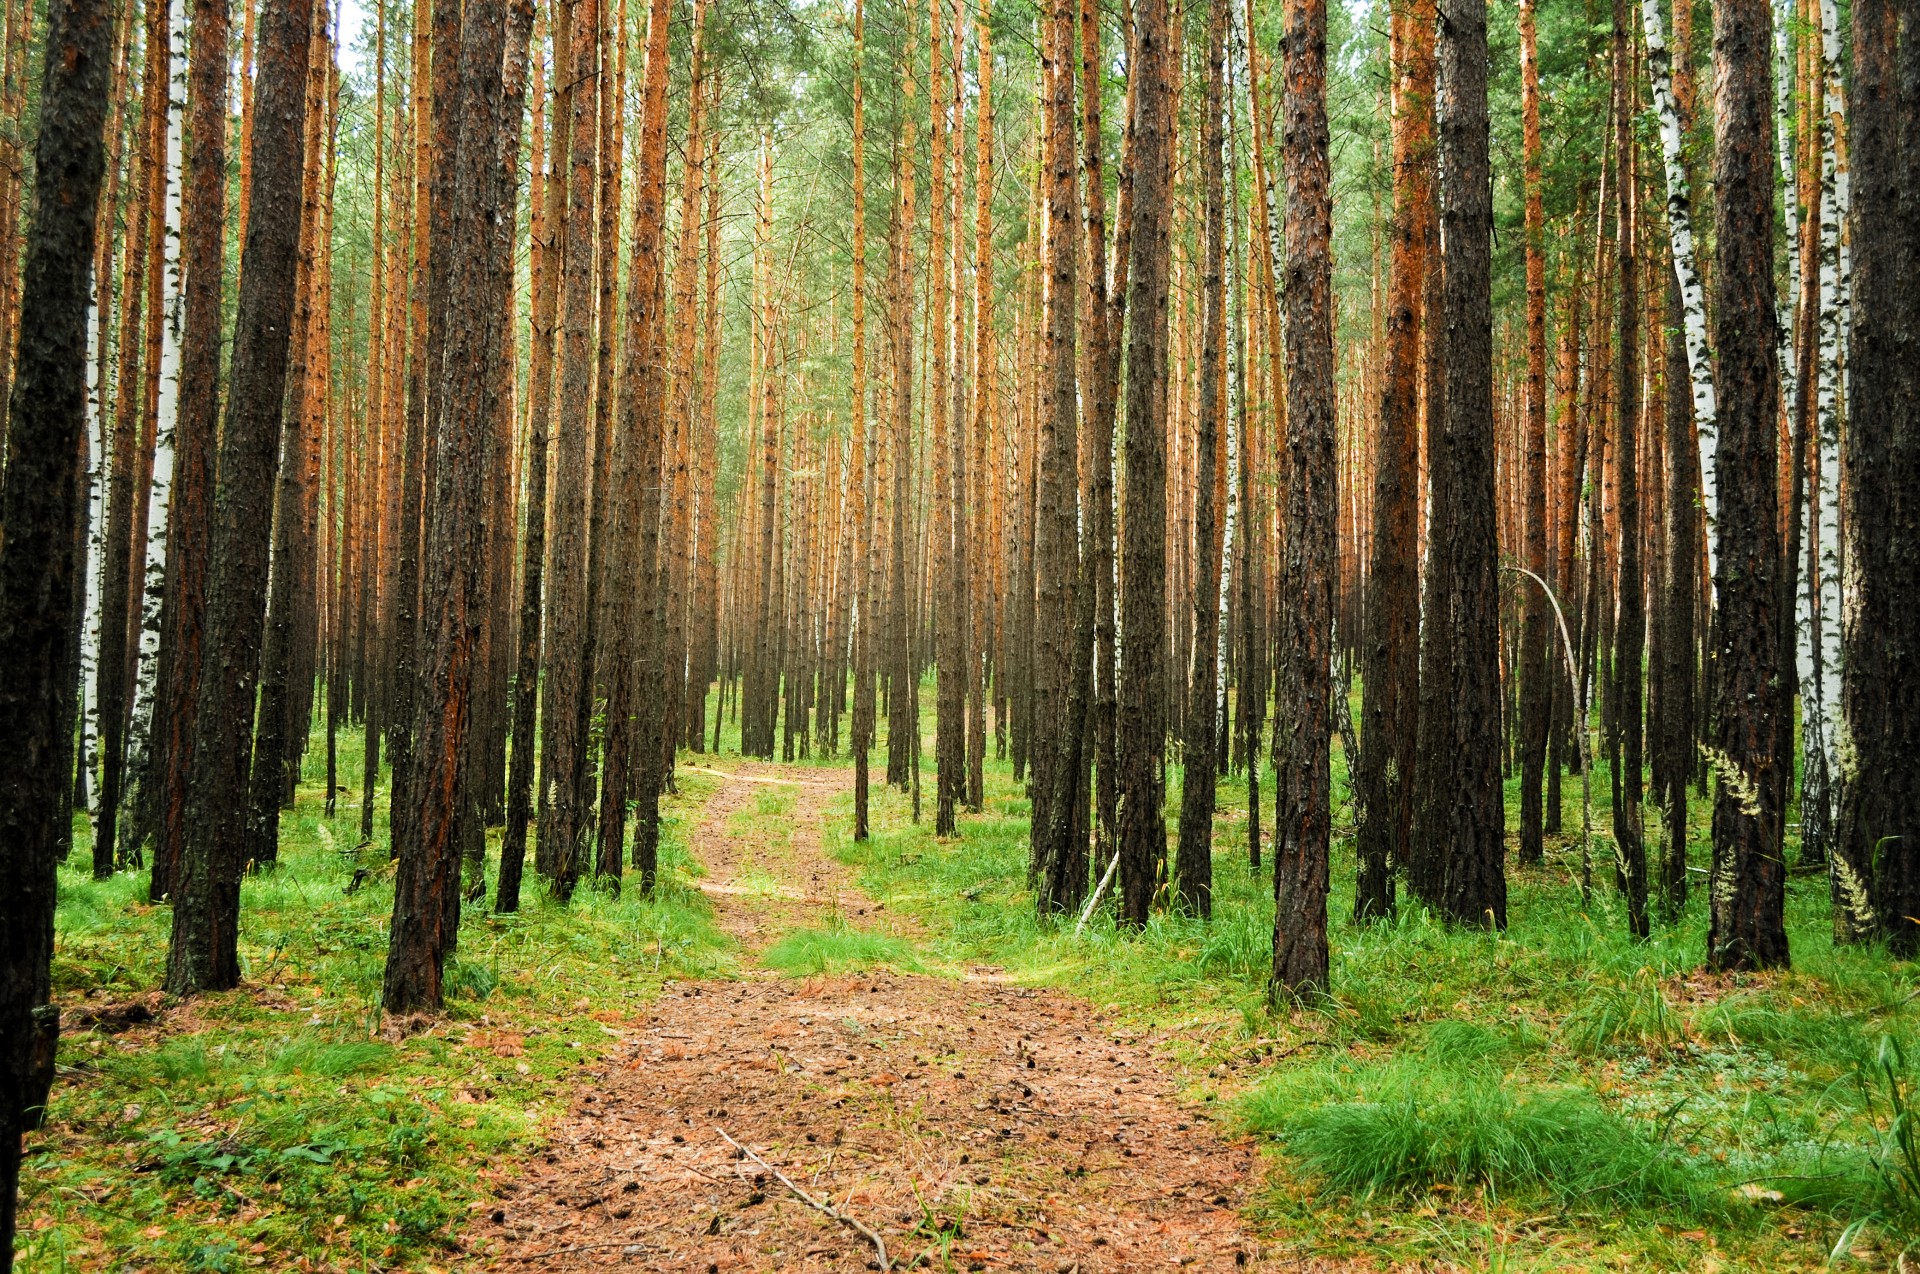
[1561, 969, 1684, 1057]
[1860, 1035, 1920, 1231]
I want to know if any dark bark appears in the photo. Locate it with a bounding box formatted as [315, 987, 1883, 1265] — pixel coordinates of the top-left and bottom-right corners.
[604, 0, 674, 894]
[1838, 0, 1918, 952]
[1515, 0, 1551, 870]
[383, 0, 519, 1012]
[150, 4, 229, 878]
[1434, 0, 1505, 928]
[536, 0, 597, 894]
[1272, 0, 1334, 994]
[1608, 0, 1647, 937]
[1705, 0, 1788, 970]
[244, 25, 327, 871]
[1115, 0, 1173, 928]
[1659, 269, 1697, 917]
[1175, 0, 1229, 920]
[501, 2, 567, 915]
[1031, 0, 1080, 884]
[0, 0, 111, 1245]
[1356, 0, 1431, 920]
[163, 0, 311, 995]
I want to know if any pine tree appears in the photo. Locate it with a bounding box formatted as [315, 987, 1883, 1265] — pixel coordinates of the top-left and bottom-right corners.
[0, 0, 113, 1242]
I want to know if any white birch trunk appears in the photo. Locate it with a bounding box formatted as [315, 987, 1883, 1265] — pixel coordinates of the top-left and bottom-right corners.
[1795, 0, 1848, 853]
[79, 315, 105, 820]
[1641, 0, 1718, 574]
[1773, 0, 1801, 409]
[123, 27, 186, 840]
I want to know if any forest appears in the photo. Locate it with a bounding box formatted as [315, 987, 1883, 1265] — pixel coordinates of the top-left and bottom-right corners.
[1, 0, 1919, 1261]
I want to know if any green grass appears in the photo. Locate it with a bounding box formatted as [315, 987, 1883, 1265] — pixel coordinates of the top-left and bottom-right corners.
[1242, 1053, 1723, 1216]
[22, 726, 731, 1273]
[760, 922, 922, 977]
[813, 681, 1920, 1269]
[30, 680, 1920, 1271]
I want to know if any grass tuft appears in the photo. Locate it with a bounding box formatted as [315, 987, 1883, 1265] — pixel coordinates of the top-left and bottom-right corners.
[760, 923, 921, 977]
[1242, 1056, 1721, 1216]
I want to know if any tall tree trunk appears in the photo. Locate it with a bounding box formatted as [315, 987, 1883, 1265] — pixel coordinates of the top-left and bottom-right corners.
[604, 0, 677, 893]
[1837, 0, 1917, 952]
[1705, 0, 1789, 970]
[1175, 0, 1228, 919]
[148, 0, 230, 896]
[1272, 0, 1334, 992]
[244, 10, 328, 871]
[1079, 0, 1120, 860]
[887, 83, 916, 788]
[968, 0, 994, 813]
[536, 0, 597, 894]
[1434, 0, 1505, 928]
[1356, 0, 1433, 919]
[1608, 0, 1648, 936]
[163, 0, 312, 994]
[1115, 0, 1173, 928]
[1033, 0, 1083, 908]
[0, 0, 111, 1244]
[852, 0, 873, 840]
[929, 0, 960, 834]
[500, 2, 564, 914]
[1643, 0, 1704, 918]
[382, 0, 517, 1011]
[1515, 0, 1551, 869]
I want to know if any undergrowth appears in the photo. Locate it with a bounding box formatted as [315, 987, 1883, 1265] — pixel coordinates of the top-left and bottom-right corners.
[20, 729, 729, 1273]
[822, 693, 1920, 1270]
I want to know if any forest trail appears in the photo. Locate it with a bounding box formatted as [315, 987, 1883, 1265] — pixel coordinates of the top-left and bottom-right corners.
[472, 761, 1281, 1272]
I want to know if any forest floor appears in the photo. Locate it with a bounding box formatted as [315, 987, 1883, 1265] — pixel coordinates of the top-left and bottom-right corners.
[21, 701, 1920, 1272]
[468, 760, 1274, 1271]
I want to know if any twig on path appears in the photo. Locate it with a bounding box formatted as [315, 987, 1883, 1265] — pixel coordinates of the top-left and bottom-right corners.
[517, 1240, 651, 1262]
[714, 1126, 891, 1270]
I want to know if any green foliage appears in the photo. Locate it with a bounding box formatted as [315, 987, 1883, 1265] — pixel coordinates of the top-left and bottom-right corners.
[761, 922, 921, 977]
[26, 737, 730, 1272]
[1242, 1055, 1721, 1217]
[1561, 969, 1686, 1057]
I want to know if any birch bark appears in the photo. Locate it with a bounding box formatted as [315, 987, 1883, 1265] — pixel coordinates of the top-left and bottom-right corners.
[1641, 0, 1717, 571]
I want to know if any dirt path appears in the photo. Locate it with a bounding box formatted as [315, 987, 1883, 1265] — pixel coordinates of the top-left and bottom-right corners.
[472, 762, 1275, 1272]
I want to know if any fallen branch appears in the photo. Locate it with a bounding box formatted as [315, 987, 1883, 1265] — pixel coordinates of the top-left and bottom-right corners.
[714, 1126, 890, 1270]
[1074, 849, 1122, 937]
[518, 1240, 650, 1262]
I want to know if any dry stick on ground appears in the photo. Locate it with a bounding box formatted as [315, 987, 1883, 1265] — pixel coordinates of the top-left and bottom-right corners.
[714, 1127, 891, 1270]
[517, 1240, 651, 1262]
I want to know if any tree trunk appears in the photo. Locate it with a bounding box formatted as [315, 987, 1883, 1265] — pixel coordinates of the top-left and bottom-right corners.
[1608, 0, 1648, 936]
[1434, 0, 1506, 929]
[0, 0, 111, 1244]
[244, 14, 328, 871]
[499, 2, 564, 914]
[536, 0, 597, 894]
[163, 0, 311, 994]
[382, 0, 517, 1013]
[1356, 0, 1432, 919]
[1272, 0, 1334, 993]
[1175, 0, 1228, 920]
[852, 0, 873, 840]
[1837, 0, 1917, 952]
[1515, 0, 1551, 869]
[1030, 0, 1084, 908]
[1115, 0, 1173, 928]
[1705, 0, 1789, 971]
